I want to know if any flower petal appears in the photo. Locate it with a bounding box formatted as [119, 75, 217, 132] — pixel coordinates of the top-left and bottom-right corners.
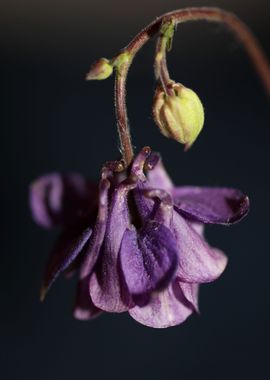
[131, 146, 152, 182]
[147, 157, 173, 191]
[132, 151, 173, 221]
[129, 281, 193, 328]
[90, 179, 136, 312]
[30, 173, 98, 228]
[41, 174, 110, 301]
[120, 221, 178, 296]
[41, 225, 92, 300]
[173, 186, 249, 225]
[73, 175, 111, 320]
[143, 188, 173, 227]
[79, 177, 110, 279]
[190, 222, 204, 236]
[179, 282, 200, 313]
[73, 277, 102, 320]
[173, 211, 228, 283]
[131, 147, 155, 220]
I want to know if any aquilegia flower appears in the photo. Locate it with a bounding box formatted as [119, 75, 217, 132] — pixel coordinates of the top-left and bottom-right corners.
[29, 6, 269, 327]
[30, 147, 249, 328]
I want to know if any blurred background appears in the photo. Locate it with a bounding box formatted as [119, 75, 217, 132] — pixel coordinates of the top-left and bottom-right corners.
[1, 0, 269, 379]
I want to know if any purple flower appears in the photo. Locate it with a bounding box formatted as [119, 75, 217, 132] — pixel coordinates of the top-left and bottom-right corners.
[30, 147, 249, 328]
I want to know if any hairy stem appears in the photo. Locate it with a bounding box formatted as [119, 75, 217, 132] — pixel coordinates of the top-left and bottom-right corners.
[114, 67, 134, 166]
[154, 33, 174, 96]
[114, 7, 270, 167]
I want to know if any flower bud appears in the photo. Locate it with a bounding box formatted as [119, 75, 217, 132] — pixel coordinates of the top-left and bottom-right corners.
[153, 83, 204, 149]
[86, 58, 113, 80]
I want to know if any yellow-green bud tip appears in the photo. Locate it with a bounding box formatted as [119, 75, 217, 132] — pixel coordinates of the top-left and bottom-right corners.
[153, 82, 204, 149]
[86, 58, 113, 80]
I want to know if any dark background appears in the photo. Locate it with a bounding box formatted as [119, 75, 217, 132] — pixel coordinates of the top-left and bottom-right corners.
[1, 0, 269, 379]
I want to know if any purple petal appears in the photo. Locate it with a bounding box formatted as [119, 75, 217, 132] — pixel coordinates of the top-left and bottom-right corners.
[131, 147, 156, 220]
[173, 186, 249, 225]
[132, 150, 173, 221]
[41, 226, 92, 300]
[72, 176, 111, 320]
[147, 158, 173, 191]
[30, 173, 98, 228]
[120, 221, 178, 295]
[131, 146, 152, 182]
[41, 174, 110, 301]
[144, 189, 173, 227]
[190, 222, 204, 236]
[73, 277, 102, 320]
[79, 178, 110, 280]
[173, 211, 228, 283]
[179, 282, 200, 313]
[144, 151, 161, 171]
[129, 281, 193, 328]
[90, 180, 136, 312]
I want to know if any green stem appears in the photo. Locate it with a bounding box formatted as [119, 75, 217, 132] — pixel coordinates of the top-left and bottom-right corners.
[154, 20, 175, 95]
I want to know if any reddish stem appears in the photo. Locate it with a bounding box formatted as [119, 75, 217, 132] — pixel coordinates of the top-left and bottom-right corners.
[114, 7, 270, 167]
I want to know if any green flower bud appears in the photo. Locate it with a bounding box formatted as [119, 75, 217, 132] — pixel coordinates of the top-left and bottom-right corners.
[86, 58, 113, 80]
[153, 83, 204, 149]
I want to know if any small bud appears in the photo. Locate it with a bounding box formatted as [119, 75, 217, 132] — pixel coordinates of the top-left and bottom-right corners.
[86, 58, 113, 80]
[153, 83, 204, 149]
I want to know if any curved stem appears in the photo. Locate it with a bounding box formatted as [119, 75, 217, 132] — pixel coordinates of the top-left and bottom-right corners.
[114, 67, 134, 166]
[160, 56, 173, 95]
[154, 33, 174, 96]
[115, 7, 270, 167]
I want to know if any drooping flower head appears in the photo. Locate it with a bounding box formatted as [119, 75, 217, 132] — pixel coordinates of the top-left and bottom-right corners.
[29, 6, 270, 327]
[30, 148, 249, 327]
